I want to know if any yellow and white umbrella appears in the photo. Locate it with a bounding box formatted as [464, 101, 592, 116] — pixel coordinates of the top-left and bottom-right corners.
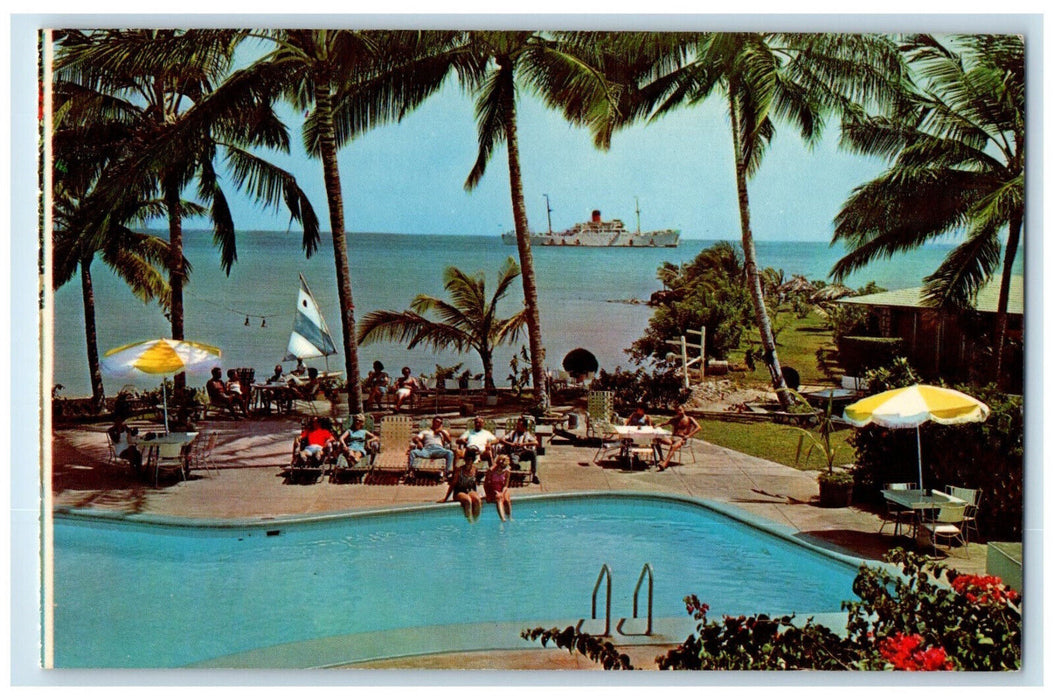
[843, 384, 989, 489]
[102, 338, 222, 433]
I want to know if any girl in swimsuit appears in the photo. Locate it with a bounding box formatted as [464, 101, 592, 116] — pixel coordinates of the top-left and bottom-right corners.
[438, 460, 482, 521]
[483, 455, 512, 521]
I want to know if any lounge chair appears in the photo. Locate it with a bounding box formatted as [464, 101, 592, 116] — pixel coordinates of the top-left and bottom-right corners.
[586, 391, 621, 463]
[368, 415, 415, 484]
[283, 436, 331, 485]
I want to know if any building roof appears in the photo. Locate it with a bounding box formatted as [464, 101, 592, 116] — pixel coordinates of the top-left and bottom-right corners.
[837, 275, 1023, 315]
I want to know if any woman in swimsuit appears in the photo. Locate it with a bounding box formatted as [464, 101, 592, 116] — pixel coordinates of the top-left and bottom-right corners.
[483, 455, 513, 521]
[438, 459, 482, 521]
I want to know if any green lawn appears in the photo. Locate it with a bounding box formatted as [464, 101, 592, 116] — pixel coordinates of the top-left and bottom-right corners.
[737, 308, 843, 387]
[698, 417, 856, 471]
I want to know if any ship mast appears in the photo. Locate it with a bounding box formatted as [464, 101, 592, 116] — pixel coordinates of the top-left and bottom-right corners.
[635, 196, 641, 234]
[543, 193, 553, 234]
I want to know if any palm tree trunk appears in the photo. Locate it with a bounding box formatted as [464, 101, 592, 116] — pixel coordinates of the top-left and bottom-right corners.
[315, 77, 363, 415]
[729, 93, 790, 409]
[80, 256, 106, 413]
[480, 347, 495, 392]
[165, 182, 186, 391]
[993, 212, 1022, 390]
[501, 83, 549, 410]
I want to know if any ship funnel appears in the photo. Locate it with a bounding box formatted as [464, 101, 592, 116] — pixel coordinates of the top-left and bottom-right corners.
[591, 209, 602, 222]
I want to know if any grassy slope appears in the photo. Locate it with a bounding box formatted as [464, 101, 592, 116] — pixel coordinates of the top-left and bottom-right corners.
[705, 306, 854, 470]
[736, 307, 843, 387]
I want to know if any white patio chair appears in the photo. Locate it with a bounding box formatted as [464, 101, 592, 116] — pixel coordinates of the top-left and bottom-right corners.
[918, 503, 968, 557]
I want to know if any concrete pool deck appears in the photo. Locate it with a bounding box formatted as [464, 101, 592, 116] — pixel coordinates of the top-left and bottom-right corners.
[49, 409, 991, 670]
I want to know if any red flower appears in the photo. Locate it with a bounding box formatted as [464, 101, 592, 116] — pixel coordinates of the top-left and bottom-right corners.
[878, 633, 954, 671]
[951, 574, 1019, 605]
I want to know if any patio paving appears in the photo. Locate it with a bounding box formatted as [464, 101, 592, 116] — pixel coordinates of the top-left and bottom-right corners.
[48, 406, 991, 669]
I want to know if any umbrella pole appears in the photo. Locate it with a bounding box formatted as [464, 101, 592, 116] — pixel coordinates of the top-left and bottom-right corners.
[163, 382, 170, 434]
[916, 425, 923, 491]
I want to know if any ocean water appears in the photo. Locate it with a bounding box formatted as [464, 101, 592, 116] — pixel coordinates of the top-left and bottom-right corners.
[49, 231, 1020, 397]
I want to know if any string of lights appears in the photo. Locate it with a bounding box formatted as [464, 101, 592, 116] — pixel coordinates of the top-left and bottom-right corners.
[184, 291, 283, 328]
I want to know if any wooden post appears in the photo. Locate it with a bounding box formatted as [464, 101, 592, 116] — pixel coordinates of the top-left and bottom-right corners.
[699, 326, 706, 380]
[680, 335, 690, 389]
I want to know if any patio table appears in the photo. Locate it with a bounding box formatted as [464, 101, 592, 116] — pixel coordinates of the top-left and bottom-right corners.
[252, 382, 292, 414]
[612, 425, 670, 468]
[881, 488, 965, 541]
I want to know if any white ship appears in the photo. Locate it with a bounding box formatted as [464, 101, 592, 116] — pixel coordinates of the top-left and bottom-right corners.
[501, 205, 680, 248]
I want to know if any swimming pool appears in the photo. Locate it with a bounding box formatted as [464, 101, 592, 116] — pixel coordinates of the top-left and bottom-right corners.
[50, 493, 867, 668]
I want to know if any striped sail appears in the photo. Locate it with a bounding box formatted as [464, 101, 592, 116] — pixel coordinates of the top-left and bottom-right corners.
[284, 274, 337, 361]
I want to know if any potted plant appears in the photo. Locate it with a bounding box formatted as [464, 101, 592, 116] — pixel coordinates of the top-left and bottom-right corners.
[787, 389, 854, 508]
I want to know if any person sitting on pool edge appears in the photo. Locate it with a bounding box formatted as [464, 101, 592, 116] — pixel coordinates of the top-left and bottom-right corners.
[483, 454, 513, 521]
[437, 458, 482, 522]
[457, 415, 498, 469]
[654, 405, 701, 471]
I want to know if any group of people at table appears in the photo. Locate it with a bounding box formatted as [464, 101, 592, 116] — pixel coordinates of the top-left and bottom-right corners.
[618, 405, 701, 471]
[206, 361, 327, 419]
[293, 414, 537, 522]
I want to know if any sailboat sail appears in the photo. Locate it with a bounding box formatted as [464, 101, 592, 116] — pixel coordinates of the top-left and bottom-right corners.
[284, 274, 337, 361]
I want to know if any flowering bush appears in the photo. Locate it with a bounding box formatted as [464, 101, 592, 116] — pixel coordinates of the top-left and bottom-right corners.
[523, 550, 1021, 671]
[877, 633, 954, 671]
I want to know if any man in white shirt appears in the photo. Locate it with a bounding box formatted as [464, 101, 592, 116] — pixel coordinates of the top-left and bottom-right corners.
[457, 415, 497, 467]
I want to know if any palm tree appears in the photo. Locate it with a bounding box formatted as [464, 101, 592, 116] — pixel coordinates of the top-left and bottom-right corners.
[357, 257, 529, 390]
[451, 30, 617, 411]
[55, 29, 320, 388]
[589, 33, 906, 409]
[255, 30, 461, 414]
[831, 34, 1024, 387]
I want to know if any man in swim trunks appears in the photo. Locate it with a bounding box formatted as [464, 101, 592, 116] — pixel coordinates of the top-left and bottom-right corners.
[654, 405, 701, 471]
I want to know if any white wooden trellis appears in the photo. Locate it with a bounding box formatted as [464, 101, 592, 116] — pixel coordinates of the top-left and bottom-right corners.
[665, 327, 705, 389]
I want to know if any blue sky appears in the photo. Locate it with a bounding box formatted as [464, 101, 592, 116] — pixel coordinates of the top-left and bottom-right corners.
[202, 41, 888, 243]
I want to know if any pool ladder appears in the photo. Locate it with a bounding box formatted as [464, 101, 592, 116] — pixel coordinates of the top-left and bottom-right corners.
[576, 563, 654, 637]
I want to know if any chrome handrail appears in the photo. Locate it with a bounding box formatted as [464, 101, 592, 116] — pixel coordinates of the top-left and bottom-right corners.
[632, 563, 654, 635]
[589, 563, 613, 636]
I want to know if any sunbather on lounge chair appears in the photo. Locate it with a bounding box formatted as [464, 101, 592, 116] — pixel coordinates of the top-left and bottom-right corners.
[457, 415, 498, 468]
[297, 416, 337, 465]
[409, 416, 455, 477]
[338, 414, 379, 466]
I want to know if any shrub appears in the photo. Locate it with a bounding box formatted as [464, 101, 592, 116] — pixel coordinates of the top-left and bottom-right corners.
[592, 367, 691, 413]
[523, 550, 1021, 671]
[837, 336, 905, 376]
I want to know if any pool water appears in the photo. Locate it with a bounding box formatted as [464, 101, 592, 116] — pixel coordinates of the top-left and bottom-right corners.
[51, 494, 862, 668]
